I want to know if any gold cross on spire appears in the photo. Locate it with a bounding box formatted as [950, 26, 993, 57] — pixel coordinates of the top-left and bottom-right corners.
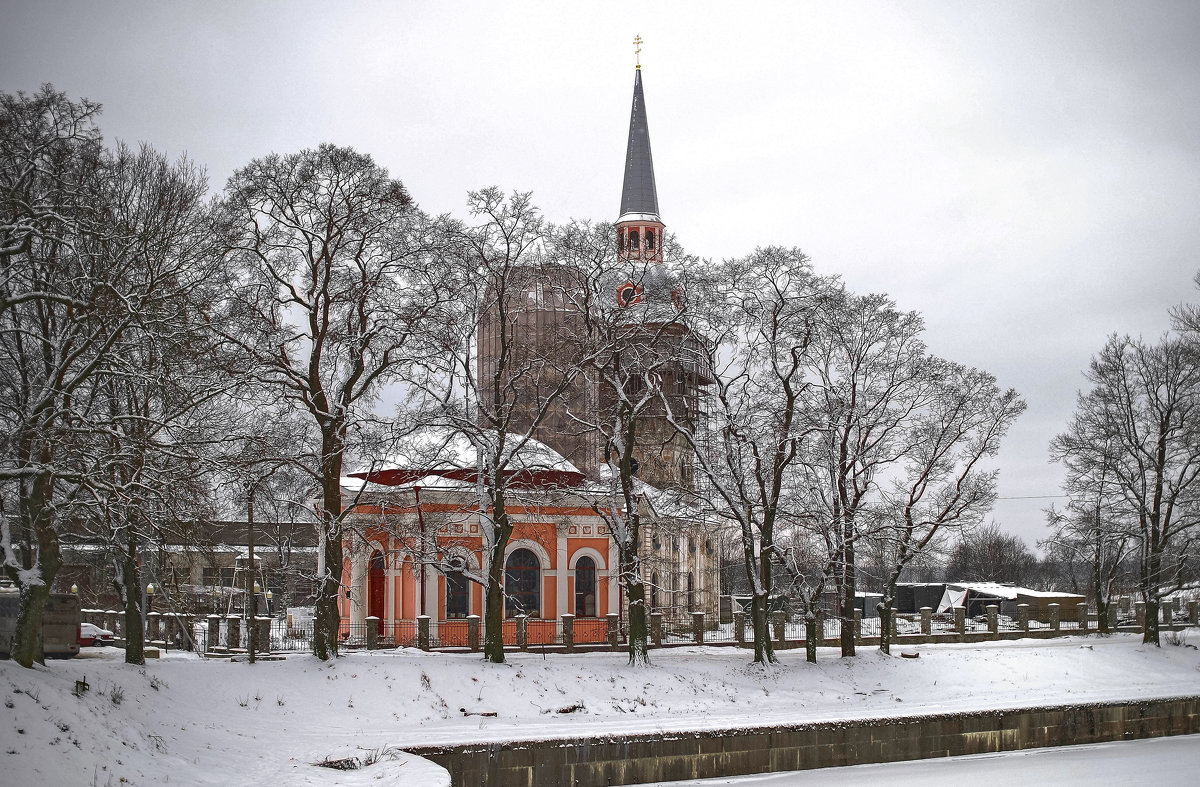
[634, 34, 643, 69]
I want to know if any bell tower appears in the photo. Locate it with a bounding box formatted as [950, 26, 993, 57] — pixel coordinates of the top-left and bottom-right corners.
[616, 36, 665, 273]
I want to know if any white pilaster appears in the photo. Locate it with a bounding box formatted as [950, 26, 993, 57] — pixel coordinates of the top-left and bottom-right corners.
[349, 541, 366, 628]
[556, 527, 569, 619]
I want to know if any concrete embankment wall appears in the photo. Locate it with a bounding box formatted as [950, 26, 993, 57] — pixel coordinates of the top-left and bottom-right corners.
[409, 695, 1200, 786]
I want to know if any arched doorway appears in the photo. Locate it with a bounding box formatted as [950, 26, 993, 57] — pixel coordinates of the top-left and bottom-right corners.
[575, 556, 596, 617]
[368, 551, 385, 634]
[504, 548, 541, 618]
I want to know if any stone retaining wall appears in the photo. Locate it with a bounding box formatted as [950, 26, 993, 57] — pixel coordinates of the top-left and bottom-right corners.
[409, 695, 1200, 787]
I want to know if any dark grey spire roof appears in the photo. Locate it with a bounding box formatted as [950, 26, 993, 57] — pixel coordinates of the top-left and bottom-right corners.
[618, 69, 661, 222]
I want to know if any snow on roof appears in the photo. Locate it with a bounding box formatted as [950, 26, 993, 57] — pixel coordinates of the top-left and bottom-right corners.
[347, 428, 585, 489]
[946, 582, 1084, 600]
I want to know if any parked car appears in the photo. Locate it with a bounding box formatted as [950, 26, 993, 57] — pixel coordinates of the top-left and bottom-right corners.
[78, 622, 115, 647]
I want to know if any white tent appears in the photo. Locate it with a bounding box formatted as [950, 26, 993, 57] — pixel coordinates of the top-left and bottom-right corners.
[937, 587, 968, 613]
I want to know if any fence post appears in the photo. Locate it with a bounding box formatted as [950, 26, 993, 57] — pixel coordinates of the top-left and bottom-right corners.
[650, 612, 663, 647]
[417, 615, 430, 651]
[467, 615, 480, 651]
[986, 604, 999, 635]
[226, 615, 241, 650]
[733, 611, 745, 645]
[365, 616, 379, 650]
[207, 614, 221, 652]
[1135, 601, 1146, 631]
[1107, 605, 1119, 630]
[561, 613, 574, 653]
[1048, 603, 1060, 632]
[256, 617, 272, 653]
[1018, 603, 1030, 633]
[1189, 601, 1199, 627]
[770, 611, 783, 645]
[815, 610, 826, 646]
[693, 612, 706, 645]
[146, 612, 161, 643]
[954, 606, 966, 636]
[1077, 602, 1089, 632]
[606, 613, 620, 651]
[920, 607, 932, 636]
[852, 609, 862, 643]
[1162, 600, 1174, 625]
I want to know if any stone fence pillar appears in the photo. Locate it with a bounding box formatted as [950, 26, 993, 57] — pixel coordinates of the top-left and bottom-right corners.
[365, 616, 379, 650]
[1135, 601, 1146, 630]
[1048, 603, 1060, 632]
[606, 613, 620, 651]
[226, 615, 241, 650]
[1018, 603, 1030, 633]
[771, 611, 785, 645]
[693, 612, 707, 645]
[815, 611, 826, 646]
[986, 605, 999, 635]
[1107, 605, 1118, 630]
[561, 613, 575, 652]
[920, 607, 932, 636]
[1162, 600, 1175, 625]
[1189, 601, 1199, 627]
[417, 615, 430, 651]
[954, 606, 966, 636]
[206, 614, 221, 652]
[467, 615, 480, 651]
[650, 612, 663, 647]
[256, 617, 272, 652]
[146, 612, 161, 642]
[1077, 602, 1089, 632]
[733, 611, 745, 644]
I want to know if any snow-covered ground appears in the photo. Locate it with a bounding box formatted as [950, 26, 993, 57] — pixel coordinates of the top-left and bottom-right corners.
[3, 633, 1199, 786]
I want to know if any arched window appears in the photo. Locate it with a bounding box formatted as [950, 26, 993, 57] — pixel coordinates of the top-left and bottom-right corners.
[504, 548, 541, 617]
[368, 551, 386, 627]
[645, 229, 655, 251]
[629, 230, 639, 250]
[687, 573, 695, 612]
[445, 571, 469, 619]
[574, 557, 597, 617]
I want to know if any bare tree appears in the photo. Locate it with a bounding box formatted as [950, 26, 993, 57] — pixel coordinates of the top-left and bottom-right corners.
[803, 289, 937, 658]
[1, 89, 211, 666]
[1050, 334, 1200, 645]
[421, 188, 585, 664]
[555, 219, 698, 665]
[215, 144, 450, 660]
[873, 361, 1024, 654]
[666, 247, 834, 665]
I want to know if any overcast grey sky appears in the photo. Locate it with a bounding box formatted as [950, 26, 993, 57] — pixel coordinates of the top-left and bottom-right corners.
[4, 1, 1199, 548]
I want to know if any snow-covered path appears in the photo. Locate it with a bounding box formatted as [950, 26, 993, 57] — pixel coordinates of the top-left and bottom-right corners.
[3, 633, 1200, 785]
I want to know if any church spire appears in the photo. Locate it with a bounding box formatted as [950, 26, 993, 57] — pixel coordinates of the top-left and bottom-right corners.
[618, 51, 660, 225]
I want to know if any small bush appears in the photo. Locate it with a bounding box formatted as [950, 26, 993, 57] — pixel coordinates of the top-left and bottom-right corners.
[109, 685, 124, 706]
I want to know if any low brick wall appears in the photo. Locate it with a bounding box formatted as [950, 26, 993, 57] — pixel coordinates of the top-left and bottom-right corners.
[410, 695, 1200, 786]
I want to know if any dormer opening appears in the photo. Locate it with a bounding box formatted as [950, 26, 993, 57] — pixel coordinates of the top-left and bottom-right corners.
[629, 230, 640, 250]
[645, 229, 655, 251]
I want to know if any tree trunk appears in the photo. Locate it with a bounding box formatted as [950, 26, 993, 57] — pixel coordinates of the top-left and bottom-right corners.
[482, 535, 507, 663]
[312, 433, 345, 661]
[9, 469, 60, 668]
[804, 616, 817, 663]
[840, 523, 856, 657]
[121, 535, 145, 666]
[751, 593, 776, 664]
[1143, 597, 1160, 646]
[622, 549, 650, 666]
[482, 499, 512, 664]
[878, 605, 892, 656]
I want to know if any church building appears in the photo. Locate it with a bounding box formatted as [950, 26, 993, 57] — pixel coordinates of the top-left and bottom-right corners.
[337, 56, 718, 648]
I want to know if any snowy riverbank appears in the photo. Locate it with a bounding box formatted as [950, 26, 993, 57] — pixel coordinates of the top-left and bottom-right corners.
[3, 633, 1199, 785]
